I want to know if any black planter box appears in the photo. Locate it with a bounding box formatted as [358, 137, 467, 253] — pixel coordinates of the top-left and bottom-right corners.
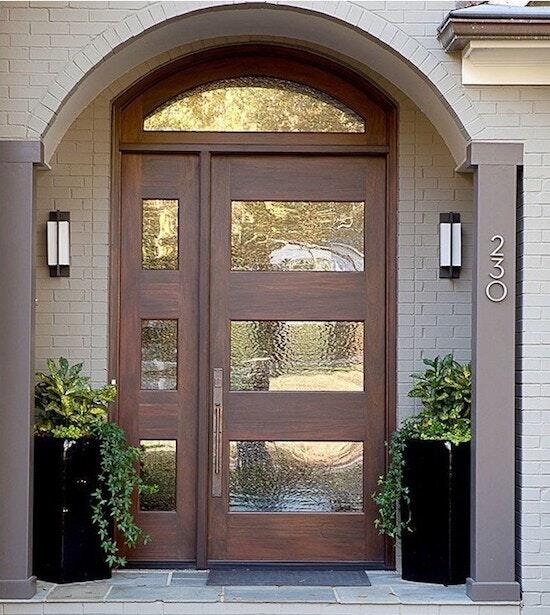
[33, 436, 111, 583]
[401, 439, 470, 585]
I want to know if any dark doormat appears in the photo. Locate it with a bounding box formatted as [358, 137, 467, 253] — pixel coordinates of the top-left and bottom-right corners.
[207, 567, 371, 586]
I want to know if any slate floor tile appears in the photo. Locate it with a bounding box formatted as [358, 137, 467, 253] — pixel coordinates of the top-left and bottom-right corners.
[109, 573, 169, 587]
[391, 585, 471, 604]
[170, 571, 209, 586]
[334, 586, 399, 604]
[46, 582, 111, 601]
[223, 586, 336, 603]
[28, 581, 55, 602]
[171, 571, 208, 578]
[106, 585, 222, 602]
[368, 572, 401, 586]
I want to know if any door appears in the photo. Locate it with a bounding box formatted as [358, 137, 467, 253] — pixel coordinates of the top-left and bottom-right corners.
[118, 153, 387, 565]
[208, 155, 387, 564]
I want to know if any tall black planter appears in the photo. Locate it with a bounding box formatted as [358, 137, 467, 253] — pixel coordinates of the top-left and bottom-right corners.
[33, 436, 111, 583]
[401, 439, 470, 585]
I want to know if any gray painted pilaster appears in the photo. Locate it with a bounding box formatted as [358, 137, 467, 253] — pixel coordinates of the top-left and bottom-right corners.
[465, 142, 523, 602]
[0, 141, 42, 599]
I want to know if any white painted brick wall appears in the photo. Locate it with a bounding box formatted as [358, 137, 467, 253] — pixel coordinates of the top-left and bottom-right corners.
[1, 2, 548, 610]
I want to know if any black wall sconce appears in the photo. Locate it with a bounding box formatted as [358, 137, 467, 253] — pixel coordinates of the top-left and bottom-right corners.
[439, 212, 461, 279]
[47, 210, 70, 277]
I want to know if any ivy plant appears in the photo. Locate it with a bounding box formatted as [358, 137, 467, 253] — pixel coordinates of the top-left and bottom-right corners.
[34, 358, 156, 567]
[373, 354, 472, 539]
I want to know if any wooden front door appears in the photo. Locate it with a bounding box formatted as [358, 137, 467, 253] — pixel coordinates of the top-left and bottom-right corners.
[118, 152, 387, 565]
[114, 45, 395, 568]
[208, 155, 387, 563]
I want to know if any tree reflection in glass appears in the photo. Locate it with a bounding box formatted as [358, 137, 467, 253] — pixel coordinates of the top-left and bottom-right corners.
[232, 201, 364, 272]
[142, 199, 178, 270]
[140, 440, 177, 511]
[229, 441, 363, 512]
[144, 77, 365, 133]
[141, 320, 178, 390]
[231, 321, 363, 391]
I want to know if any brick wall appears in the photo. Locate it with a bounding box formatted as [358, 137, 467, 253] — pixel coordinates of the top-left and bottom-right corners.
[35, 92, 110, 384]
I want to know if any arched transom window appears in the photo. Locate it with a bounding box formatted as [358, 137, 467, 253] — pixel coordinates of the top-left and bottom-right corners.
[143, 77, 366, 133]
[118, 48, 392, 146]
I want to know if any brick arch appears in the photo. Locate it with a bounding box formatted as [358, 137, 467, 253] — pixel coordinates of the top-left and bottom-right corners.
[30, 1, 484, 164]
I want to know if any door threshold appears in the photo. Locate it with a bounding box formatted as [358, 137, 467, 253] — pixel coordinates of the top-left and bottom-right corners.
[125, 560, 391, 571]
[207, 561, 390, 570]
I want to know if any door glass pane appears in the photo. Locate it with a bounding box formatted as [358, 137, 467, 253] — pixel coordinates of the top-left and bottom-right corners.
[143, 77, 365, 133]
[142, 199, 178, 270]
[140, 440, 177, 511]
[230, 321, 363, 391]
[232, 201, 364, 272]
[141, 319, 178, 390]
[229, 441, 363, 512]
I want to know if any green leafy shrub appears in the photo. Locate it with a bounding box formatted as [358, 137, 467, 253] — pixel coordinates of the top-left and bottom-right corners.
[34, 358, 156, 567]
[373, 354, 471, 539]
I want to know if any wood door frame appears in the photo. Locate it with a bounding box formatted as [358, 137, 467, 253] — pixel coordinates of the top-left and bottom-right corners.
[109, 44, 398, 569]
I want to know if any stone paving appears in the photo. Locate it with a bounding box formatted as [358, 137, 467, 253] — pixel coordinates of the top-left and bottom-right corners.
[0, 570, 521, 615]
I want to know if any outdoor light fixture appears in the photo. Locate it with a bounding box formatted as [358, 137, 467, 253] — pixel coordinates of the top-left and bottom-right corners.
[47, 210, 70, 277]
[439, 212, 461, 279]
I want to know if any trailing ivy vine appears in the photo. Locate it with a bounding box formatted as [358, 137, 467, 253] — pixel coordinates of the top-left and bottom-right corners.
[91, 421, 155, 567]
[373, 354, 472, 539]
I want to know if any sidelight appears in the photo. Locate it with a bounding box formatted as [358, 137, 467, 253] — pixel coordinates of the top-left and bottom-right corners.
[230, 321, 364, 391]
[231, 201, 365, 272]
[229, 440, 363, 512]
[143, 77, 365, 133]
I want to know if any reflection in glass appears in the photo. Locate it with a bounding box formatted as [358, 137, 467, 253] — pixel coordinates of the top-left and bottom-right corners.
[232, 201, 364, 272]
[229, 441, 363, 512]
[140, 440, 177, 511]
[141, 320, 177, 390]
[230, 321, 363, 391]
[143, 77, 365, 133]
[142, 199, 178, 270]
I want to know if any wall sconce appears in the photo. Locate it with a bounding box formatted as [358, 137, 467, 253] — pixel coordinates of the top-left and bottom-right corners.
[47, 210, 70, 277]
[439, 212, 461, 279]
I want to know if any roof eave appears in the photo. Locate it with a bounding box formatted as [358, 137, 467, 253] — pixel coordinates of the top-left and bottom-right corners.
[438, 17, 550, 52]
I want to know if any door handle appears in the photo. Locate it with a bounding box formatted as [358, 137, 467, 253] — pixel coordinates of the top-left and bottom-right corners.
[211, 368, 223, 497]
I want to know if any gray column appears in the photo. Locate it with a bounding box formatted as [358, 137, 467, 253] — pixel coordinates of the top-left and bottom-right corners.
[0, 141, 42, 599]
[465, 142, 523, 602]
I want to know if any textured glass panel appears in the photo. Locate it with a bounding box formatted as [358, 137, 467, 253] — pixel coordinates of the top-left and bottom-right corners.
[230, 321, 363, 391]
[232, 201, 364, 272]
[140, 440, 176, 511]
[141, 320, 177, 390]
[229, 441, 363, 512]
[144, 77, 365, 133]
[142, 199, 178, 270]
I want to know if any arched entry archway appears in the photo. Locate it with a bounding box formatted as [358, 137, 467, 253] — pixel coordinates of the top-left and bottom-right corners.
[113, 45, 397, 567]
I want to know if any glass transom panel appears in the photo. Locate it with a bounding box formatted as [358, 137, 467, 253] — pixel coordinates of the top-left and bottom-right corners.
[230, 321, 364, 391]
[232, 201, 365, 272]
[143, 77, 365, 133]
[229, 441, 363, 512]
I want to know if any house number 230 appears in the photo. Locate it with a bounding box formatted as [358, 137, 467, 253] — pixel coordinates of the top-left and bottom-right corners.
[485, 235, 508, 303]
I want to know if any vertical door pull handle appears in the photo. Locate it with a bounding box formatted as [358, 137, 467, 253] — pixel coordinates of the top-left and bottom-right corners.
[211, 368, 223, 497]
